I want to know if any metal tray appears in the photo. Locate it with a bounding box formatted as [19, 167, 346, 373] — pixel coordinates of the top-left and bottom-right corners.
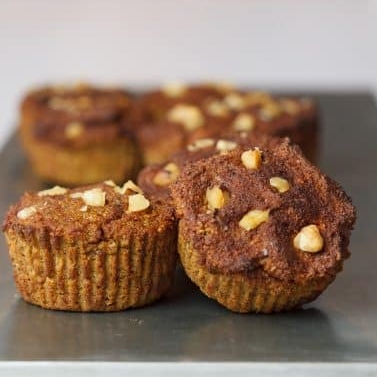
[0, 92, 376, 376]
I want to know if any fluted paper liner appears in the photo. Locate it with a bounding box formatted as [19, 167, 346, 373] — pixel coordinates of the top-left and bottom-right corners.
[178, 225, 333, 313]
[5, 227, 177, 312]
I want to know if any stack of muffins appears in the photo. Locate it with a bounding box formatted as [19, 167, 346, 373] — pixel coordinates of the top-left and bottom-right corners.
[3, 82, 356, 313]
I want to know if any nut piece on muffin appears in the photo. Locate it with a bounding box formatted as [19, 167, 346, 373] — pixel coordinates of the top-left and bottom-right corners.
[3, 181, 177, 311]
[137, 132, 281, 202]
[135, 83, 319, 165]
[19, 83, 141, 186]
[170, 139, 356, 313]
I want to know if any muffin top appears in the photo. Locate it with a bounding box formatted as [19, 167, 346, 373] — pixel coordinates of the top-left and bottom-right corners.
[138, 82, 234, 120]
[171, 139, 356, 283]
[135, 84, 318, 161]
[3, 181, 176, 245]
[21, 83, 133, 147]
[137, 132, 282, 201]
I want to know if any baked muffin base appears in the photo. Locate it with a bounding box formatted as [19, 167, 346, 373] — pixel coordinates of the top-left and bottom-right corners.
[178, 226, 333, 313]
[21, 136, 140, 186]
[5, 228, 177, 312]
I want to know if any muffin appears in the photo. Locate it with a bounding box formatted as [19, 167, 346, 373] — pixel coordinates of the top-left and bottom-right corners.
[224, 92, 319, 162]
[171, 139, 356, 313]
[3, 181, 177, 311]
[137, 132, 281, 201]
[134, 101, 233, 165]
[19, 83, 141, 186]
[136, 84, 319, 165]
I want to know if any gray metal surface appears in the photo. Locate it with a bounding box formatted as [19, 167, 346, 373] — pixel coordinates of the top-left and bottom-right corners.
[0, 93, 376, 367]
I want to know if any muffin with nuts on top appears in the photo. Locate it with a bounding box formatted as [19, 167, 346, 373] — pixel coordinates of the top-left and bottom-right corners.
[223, 91, 319, 162]
[171, 138, 355, 313]
[137, 132, 282, 201]
[134, 82, 238, 165]
[136, 84, 319, 164]
[19, 83, 140, 186]
[3, 181, 177, 311]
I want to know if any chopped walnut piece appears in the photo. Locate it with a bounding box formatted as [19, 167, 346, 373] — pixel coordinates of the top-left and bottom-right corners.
[241, 149, 262, 170]
[162, 82, 187, 98]
[167, 104, 204, 131]
[153, 163, 180, 186]
[65, 122, 84, 139]
[127, 194, 150, 213]
[187, 138, 215, 152]
[38, 186, 67, 197]
[233, 113, 255, 131]
[293, 225, 324, 253]
[239, 209, 270, 231]
[216, 139, 238, 153]
[224, 92, 246, 110]
[17, 206, 37, 220]
[115, 180, 143, 195]
[206, 186, 228, 210]
[269, 177, 290, 193]
[206, 100, 229, 117]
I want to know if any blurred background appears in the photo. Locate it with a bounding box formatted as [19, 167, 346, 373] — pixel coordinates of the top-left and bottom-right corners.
[0, 0, 376, 148]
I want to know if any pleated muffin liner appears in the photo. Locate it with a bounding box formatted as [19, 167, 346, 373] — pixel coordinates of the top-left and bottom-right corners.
[178, 229, 333, 314]
[5, 226, 177, 312]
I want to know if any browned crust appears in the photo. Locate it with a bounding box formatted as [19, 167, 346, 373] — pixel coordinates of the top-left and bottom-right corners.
[171, 139, 356, 283]
[178, 222, 333, 313]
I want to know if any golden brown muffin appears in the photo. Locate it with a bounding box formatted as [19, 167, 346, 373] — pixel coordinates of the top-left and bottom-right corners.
[136, 84, 319, 165]
[19, 83, 141, 186]
[171, 139, 355, 313]
[3, 181, 177, 311]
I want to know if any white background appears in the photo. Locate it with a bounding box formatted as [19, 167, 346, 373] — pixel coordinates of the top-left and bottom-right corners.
[0, 0, 376, 148]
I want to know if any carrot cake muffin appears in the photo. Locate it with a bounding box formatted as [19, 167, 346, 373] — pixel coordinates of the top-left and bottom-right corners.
[3, 181, 177, 311]
[19, 83, 140, 186]
[171, 139, 355, 313]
